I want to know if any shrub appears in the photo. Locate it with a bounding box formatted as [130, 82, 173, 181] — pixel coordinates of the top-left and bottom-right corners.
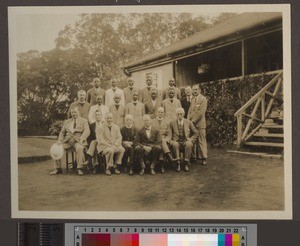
[48, 120, 64, 136]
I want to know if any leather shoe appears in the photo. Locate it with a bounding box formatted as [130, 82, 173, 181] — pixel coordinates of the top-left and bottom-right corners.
[114, 168, 121, 175]
[139, 168, 145, 175]
[184, 164, 189, 172]
[150, 168, 156, 175]
[77, 169, 84, 176]
[106, 169, 111, 175]
[202, 159, 207, 166]
[176, 163, 181, 172]
[161, 166, 165, 174]
[50, 168, 62, 175]
[129, 168, 134, 175]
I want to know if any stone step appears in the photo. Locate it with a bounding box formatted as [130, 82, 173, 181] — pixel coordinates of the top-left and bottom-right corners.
[244, 141, 284, 148]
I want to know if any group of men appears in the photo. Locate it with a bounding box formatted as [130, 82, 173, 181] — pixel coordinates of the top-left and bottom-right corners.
[50, 76, 207, 176]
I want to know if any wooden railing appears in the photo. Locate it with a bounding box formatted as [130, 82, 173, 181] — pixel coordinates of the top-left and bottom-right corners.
[234, 71, 283, 147]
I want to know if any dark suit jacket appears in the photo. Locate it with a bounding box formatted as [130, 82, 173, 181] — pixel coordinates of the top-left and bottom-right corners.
[120, 126, 138, 144]
[87, 87, 106, 106]
[167, 118, 198, 142]
[135, 126, 162, 147]
[87, 122, 103, 144]
[181, 97, 191, 118]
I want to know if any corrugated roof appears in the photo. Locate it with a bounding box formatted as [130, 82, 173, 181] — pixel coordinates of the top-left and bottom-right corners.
[124, 12, 282, 69]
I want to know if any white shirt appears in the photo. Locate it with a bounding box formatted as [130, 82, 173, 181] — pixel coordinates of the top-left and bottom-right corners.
[178, 120, 184, 126]
[145, 126, 151, 138]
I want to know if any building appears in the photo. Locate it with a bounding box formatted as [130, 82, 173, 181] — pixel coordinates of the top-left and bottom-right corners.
[123, 12, 282, 90]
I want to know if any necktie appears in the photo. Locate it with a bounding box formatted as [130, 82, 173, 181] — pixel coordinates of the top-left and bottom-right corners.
[73, 119, 76, 129]
[133, 102, 137, 106]
[113, 88, 116, 93]
[115, 105, 119, 110]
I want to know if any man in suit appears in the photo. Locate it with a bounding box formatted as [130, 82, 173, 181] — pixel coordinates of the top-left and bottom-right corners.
[85, 110, 103, 173]
[134, 114, 163, 175]
[141, 75, 154, 103]
[97, 112, 125, 175]
[120, 114, 138, 175]
[50, 107, 90, 176]
[105, 78, 125, 107]
[87, 77, 106, 106]
[187, 84, 208, 165]
[88, 94, 109, 124]
[181, 86, 193, 118]
[109, 93, 126, 128]
[161, 78, 181, 100]
[125, 90, 145, 130]
[144, 88, 162, 119]
[151, 107, 174, 173]
[68, 90, 91, 120]
[162, 87, 182, 122]
[168, 108, 198, 172]
[123, 77, 141, 104]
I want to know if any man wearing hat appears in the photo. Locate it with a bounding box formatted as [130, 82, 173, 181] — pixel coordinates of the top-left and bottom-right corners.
[50, 106, 90, 175]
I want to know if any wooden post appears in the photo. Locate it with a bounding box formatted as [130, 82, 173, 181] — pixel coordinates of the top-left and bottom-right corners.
[261, 94, 265, 122]
[241, 40, 245, 77]
[237, 114, 242, 148]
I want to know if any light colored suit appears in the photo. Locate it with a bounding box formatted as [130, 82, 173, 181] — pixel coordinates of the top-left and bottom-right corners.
[187, 94, 207, 159]
[125, 101, 145, 130]
[88, 104, 109, 124]
[145, 99, 162, 119]
[105, 87, 125, 107]
[162, 98, 182, 122]
[151, 117, 170, 155]
[56, 116, 90, 169]
[68, 101, 91, 120]
[123, 87, 142, 104]
[167, 118, 198, 161]
[87, 87, 106, 106]
[97, 123, 125, 167]
[109, 104, 125, 128]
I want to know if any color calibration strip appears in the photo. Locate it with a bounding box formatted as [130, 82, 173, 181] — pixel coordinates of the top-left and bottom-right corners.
[81, 233, 240, 246]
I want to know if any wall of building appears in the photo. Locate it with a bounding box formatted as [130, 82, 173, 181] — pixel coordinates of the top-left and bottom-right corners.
[130, 63, 173, 90]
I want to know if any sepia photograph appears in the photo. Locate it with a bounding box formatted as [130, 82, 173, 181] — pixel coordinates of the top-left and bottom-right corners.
[9, 4, 292, 219]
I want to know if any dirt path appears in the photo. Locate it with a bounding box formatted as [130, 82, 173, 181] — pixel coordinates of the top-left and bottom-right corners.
[18, 148, 284, 212]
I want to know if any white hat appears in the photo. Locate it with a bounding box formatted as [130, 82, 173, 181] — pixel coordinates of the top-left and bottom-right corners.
[50, 143, 64, 160]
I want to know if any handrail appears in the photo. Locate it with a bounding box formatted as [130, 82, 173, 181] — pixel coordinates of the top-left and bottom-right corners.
[234, 71, 283, 117]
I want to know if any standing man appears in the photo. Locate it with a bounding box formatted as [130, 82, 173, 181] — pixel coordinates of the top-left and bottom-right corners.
[144, 88, 162, 119]
[105, 78, 125, 107]
[168, 108, 198, 172]
[141, 75, 154, 103]
[97, 112, 125, 175]
[123, 77, 141, 104]
[134, 115, 162, 175]
[68, 90, 91, 120]
[88, 94, 109, 124]
[187, 84, 208, 165]
[162, 87, 182, 123]
[125, 90, 145, 130]
[181, 86, 193, 118]
[87, 77, 106, 106]
[109, 93, 126, 128]
[120, 114, 138, 175]
[50, 107, 90, 176]
[161, 78, 181, 100]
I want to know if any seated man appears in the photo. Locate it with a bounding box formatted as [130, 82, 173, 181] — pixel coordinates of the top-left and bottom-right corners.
[125, 90, 145, 130]
[85, 110, 103, 173]
[50, 107, 90, 176]
[120, 114, 138, 175]
[167, 108, 198, 172]
[144, 88, 162, 119]
[151, 107, 174, 173]
[97, 112, 125, 175]
[134, 114, 163, 175]
[109, 93, 126, 128]
[162, 87, 182, 123]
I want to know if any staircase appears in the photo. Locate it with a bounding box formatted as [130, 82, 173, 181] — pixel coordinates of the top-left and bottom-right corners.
[232, 71, 283, 157]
